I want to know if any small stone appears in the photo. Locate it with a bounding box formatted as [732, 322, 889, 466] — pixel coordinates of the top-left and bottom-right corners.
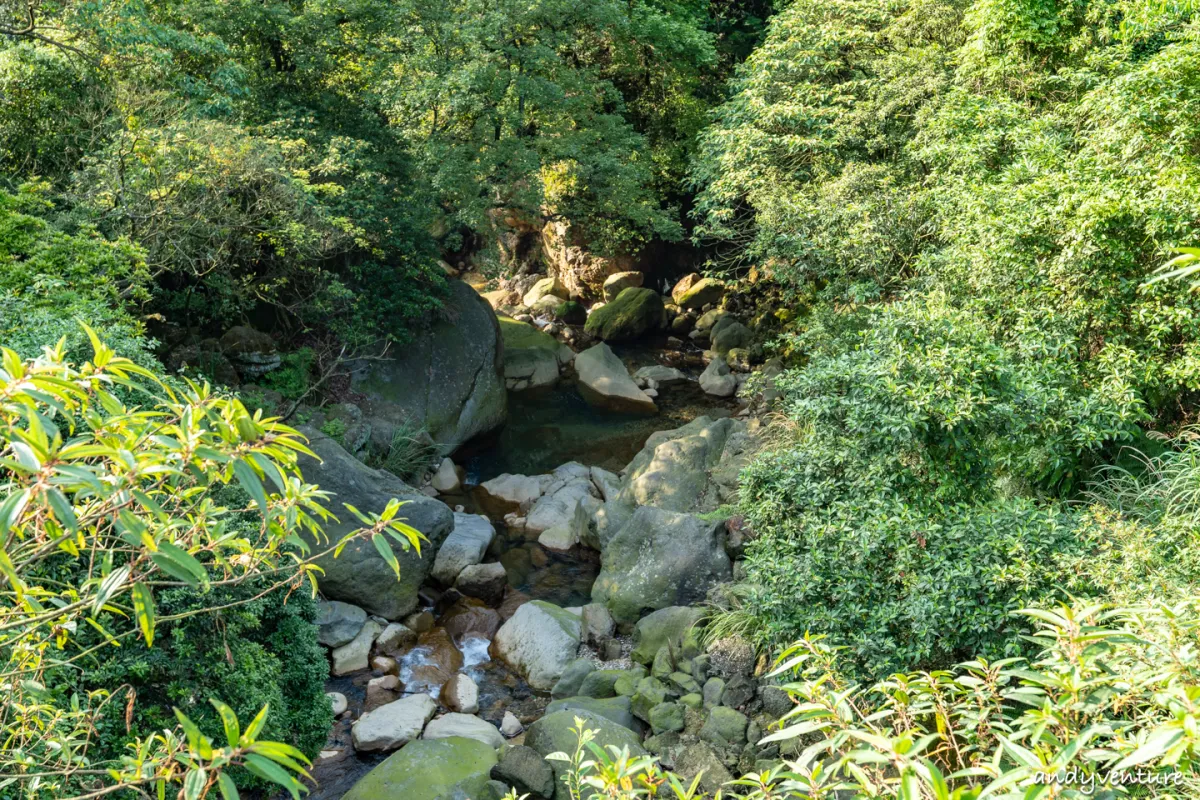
[680, 693, 703, 710]
[327, 691, 348, 716]
[331, 620, 382, 675]
[603, 639, 623, 661]
[580, 603, 615, 647]
[404, 611, 435, 634]
[441, 673, 480, 714]
[364, 674, 402, 712]
[701, 706, 749, 747]
[551, 659, 597, 699]
[371, 655, 398, 674]
[316, 600, 368, 648]
[703, 677, 725, 709]
[431, 458, 461, 493]
[375, 622, 418, 657]
[455, 562, 508, 606]
[500, 711, 524, 737]
[649, 702, 685, 735]
[652, 645, 674, 678]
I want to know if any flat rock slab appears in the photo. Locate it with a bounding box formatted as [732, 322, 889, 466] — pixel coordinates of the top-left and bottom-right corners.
[574, 343, 657, 415]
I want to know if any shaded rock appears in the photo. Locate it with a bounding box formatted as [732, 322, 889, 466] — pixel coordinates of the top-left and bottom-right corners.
[431, 458, 461, 493]
[703, 677, 725, 709]
[699, 356, 736, 397]
[551, 659, 597, 699]
[631, 677, 669, 723]
[578, 669, 624, 699]
[353, 280, 506, 455]
[602, 270, 644, 302]
[761, 685, 793, 719]
[316, 600, 367, 648]
[580, 603, 615, 647]
[702, 706, 748, 746]
[351, 693, 437, 752]
[710, 317, 753, 356]
[441, 674, 480, 714]
[365, 675, 403, 712]
[424, 713, 505, 749]
[633, 365, 688, 385]
[592, 508, 731, 624]
[695, 309, 729, 333]
[546, 696, 636, 731]
[492, 744, 555, 799]
[630, 607, 705, 665]
[491, 600, 582, 690]
[299, 433, 453, 620]
[672, 276, 724, 310]
[432, 513, 496, 585]
[441, 599, 502, 642]
[332, 619, 382, 675]
[220, 326, 280, 377]
[574, 343, 656, 415]
[344, 736, 498, 800]
[454, 562, 508, 606]
[584, 287, 663, 342]
[674, 743, 733, 796]
[500, 316, 562, 392]
[476, 473, 547, 518]
[552, 300, 587, 325]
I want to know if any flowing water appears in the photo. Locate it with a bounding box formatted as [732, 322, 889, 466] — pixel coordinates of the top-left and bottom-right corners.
[302, 340, 735, 798]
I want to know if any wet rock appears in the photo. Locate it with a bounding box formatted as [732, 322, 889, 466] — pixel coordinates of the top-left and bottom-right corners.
[343, 736, 498, 799]
[491, 600, 582, 691]
[584, 287, 664, 342]
[431, 458, 461, 493]
[299, 433, 454, 620]
[332, 619, 382, 675]
[404, 610, 435, 634]
[327, 691, 348, 716]
[631, 607, 705, 665]
[551, 658, 597, 699]
[699, 356, 736, 397]
[424, 713, 505, 749]
[492, 744, 555, 799]
[547, 695, 636, 731]
[441, 673, 480, 714]
[592, 507, 732, 624]
[375, 622, 418, 657]
[351, 693, 437, 752]
[441, 599, 502, 642]
[454, 562, 508, 606]
[602, 270, 644, 302]
[316, 600, 368, 648]
[371, 655, 399, 674]
[432, 513, 497, 586]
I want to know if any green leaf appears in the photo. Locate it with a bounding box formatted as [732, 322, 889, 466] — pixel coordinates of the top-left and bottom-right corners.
[151, 542, 208, 587]
[233, 459, 269, 516]
[371, 533, 401, 579]
[92, 564, 130, 616]
[183, 768, 206, 800]
[217, 773, 240, 800]
[242, 754, 301, 800]
[241, 704, 270, 745]
[210, 699, 240, 749]
[132, 582, 156, 647]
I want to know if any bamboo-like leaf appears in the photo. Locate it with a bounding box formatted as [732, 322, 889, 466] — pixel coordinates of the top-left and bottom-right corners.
[132, 582, 156, 647]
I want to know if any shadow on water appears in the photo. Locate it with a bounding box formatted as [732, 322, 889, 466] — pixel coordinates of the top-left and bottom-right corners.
[459, 341, 737, 482]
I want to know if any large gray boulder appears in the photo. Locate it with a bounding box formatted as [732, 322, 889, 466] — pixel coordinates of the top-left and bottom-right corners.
[353, 280, 506, 454]
[584, 286, 664, 342]
[299, 430, 454, 620]
[526, 711, 645, 800]
[432, 513, 497, 585]
[344, 737, 498, 800]
[423, 713, 505, 749]
[592, 507, 732, 624]
[617, 416, 748, 515]
[491, 600, 582, 690]
[351, 694, 438, 752]
[574, 343, 656, 415]
[500, 316, 566, 392]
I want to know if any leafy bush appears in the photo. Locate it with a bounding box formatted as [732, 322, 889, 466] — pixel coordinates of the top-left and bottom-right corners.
[0, 333, 421, 798]
[262, 347, 316, 402]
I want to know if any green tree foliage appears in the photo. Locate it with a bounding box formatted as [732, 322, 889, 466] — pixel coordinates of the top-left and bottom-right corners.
[693, 0, 1200, 672]
[0, 335, 422, 797]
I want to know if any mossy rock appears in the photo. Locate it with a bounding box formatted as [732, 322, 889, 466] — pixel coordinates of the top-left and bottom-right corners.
[553, 300, 587, 325]
[343, 737, 498, 800]
[584, 287, 663, 341]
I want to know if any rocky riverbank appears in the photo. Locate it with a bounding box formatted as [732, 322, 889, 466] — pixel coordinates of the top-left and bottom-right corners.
[277, 274, 786, 799]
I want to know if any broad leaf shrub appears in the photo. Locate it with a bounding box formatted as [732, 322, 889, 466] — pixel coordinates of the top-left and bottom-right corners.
[734, 296, 1147, 678]
[0, 333, 422, 798]
[540, 598, 1200, 799]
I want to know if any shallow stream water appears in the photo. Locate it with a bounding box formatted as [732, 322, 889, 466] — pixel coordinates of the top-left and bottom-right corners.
[301, 340, 735, 799]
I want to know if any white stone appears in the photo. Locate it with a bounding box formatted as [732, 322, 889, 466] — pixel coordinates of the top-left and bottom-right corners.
[351, 693, 437, 752]
[500, 711, 524, 737]
[478, 473, 548, 514]
[375, 622, 418, 656]
[431, 513, 496, 585]
[589, 467, 622, 502]
[331, 619, 382, 676]
[440, 673, 480, 714]
[423, 713, 505, 749]
[492, 600, 582, 691]
[327, 691, 348, 716]
[431, 458, 461, 493]
[526, 477, 597, 535]
[634, 365, 688, 385]
[574, 343, 657, 415]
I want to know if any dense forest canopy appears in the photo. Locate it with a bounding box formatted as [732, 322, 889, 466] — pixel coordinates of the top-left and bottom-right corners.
[4, 0, 1200, 798]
